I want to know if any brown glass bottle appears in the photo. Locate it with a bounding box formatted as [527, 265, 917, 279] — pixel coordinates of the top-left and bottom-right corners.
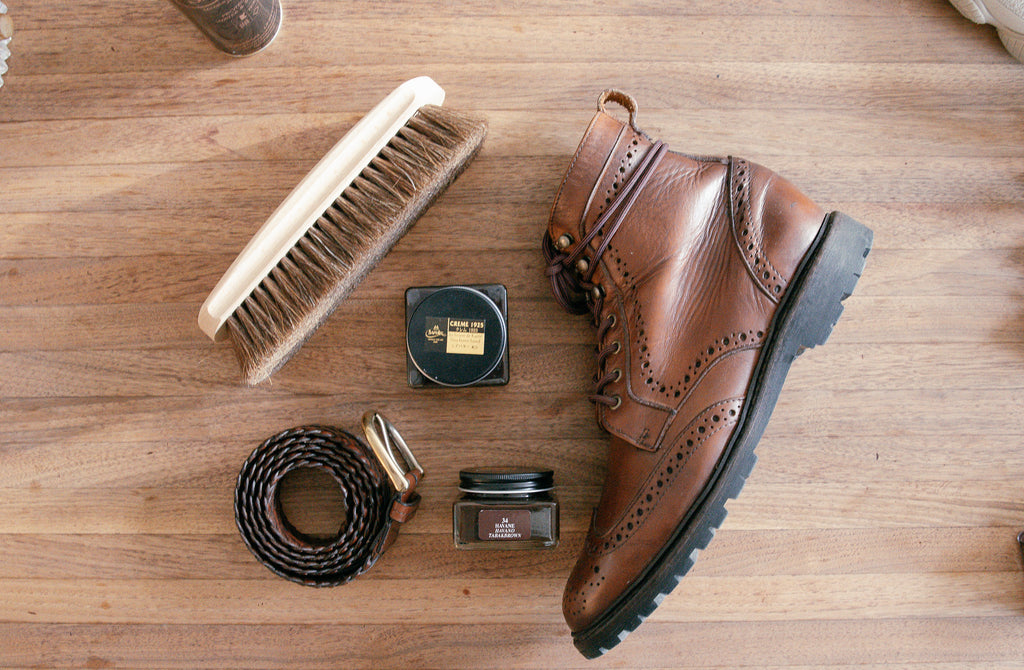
[453, 469, 558, 550]
[169, 0, 281, 56]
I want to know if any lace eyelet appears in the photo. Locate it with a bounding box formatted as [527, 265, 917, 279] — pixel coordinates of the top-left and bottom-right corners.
[610, 395, 622, 410]
[607, 314, 617, 328]
[612, 341, 621, 354]
[612, 368, 622, 382]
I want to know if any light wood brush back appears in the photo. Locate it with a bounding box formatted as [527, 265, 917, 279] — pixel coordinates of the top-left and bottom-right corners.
[225, 106, 488, 385]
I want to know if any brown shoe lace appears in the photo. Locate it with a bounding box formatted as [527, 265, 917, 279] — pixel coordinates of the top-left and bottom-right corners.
[543, 140, 668, 408]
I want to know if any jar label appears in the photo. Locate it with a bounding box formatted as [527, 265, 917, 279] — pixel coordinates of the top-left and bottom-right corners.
[422, 317, 487, 356]
[445, 318, 486, 355]
[478, 509, 531, 540]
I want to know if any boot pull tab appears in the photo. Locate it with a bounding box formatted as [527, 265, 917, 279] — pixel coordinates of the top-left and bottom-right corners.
[598, 90, 641, 133]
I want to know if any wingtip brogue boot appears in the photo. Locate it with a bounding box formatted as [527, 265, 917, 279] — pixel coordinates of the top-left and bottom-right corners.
[543, 91, 873, 658]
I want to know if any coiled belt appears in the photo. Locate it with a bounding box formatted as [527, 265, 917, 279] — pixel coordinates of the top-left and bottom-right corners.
[234, 412, 422, 586]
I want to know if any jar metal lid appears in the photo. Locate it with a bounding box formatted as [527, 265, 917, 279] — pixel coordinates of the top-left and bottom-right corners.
[458, 468, 554, 494]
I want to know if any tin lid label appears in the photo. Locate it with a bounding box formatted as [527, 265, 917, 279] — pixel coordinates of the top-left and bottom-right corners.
[422, 317, 486, 355]
[445, 318, 486, 355]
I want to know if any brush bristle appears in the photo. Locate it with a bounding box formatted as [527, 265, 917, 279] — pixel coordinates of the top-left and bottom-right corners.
[224, 104, 488, 385]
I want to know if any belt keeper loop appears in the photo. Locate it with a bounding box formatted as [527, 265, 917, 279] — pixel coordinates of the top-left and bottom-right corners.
[389, 494, 420, 525]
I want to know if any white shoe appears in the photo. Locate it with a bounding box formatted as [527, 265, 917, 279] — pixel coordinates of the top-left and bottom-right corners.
[949, 0, 1024, 62]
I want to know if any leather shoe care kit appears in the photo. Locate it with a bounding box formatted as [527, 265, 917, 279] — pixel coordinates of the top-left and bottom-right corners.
[543, 90, 872, 657]
[207, 78, 872, 659]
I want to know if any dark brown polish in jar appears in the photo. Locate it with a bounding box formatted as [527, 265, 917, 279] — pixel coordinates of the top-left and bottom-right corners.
[453, 468, 558, 550]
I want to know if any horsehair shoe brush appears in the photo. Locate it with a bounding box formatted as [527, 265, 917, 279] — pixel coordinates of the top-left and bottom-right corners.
[199, 76, 487, 385]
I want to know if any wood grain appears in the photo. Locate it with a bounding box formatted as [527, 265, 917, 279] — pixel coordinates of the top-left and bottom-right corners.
[2, 0, 1023, 667]
[0, 619, 1019, 670]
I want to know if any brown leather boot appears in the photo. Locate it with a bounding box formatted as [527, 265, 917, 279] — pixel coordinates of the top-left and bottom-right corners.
[543, 91, 872, 658]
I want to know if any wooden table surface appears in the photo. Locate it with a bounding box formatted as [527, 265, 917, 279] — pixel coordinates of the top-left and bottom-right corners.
[3, 1, 1024, 668]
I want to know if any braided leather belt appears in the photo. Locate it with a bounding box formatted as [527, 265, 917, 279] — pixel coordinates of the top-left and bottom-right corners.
[234, 412, 423, 586]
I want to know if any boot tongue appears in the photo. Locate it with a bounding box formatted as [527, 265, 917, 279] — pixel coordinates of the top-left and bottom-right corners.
[547, 111, 630, 241]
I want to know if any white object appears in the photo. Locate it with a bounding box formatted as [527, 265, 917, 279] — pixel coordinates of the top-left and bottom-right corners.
[949, 0, 1024, 62]
[0, 2, 11, 88]
[198, 76, 446, 340]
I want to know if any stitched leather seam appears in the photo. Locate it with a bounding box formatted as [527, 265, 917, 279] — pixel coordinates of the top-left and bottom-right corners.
[600, 299, 675, 450]
[586, 128, 645, 229]
[547, 112, 608, 232]
[580, 126, 629, 236]
[585, 398, 743, 557]
[605, 325, 762, 452]
[729, 158, 787, 302]
[672, 338, 762, 411]
[658, 331, 763, 408]
[745, 165, 787, 299]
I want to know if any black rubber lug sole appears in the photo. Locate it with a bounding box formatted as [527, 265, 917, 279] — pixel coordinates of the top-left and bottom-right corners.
[571, 211, 873, 659]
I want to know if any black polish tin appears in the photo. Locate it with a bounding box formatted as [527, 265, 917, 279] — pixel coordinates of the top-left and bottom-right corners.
[405, 284, 509, 388]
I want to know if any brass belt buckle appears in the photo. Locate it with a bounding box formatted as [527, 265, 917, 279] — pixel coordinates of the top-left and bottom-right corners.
[361, 411, 423, 493]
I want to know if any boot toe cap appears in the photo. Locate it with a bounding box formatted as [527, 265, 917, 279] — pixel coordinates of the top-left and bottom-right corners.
[561, 533, 662, 633]
[562, 551, 616, 632]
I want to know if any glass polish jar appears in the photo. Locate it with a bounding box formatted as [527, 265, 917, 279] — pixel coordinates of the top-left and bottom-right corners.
[453, 469, 558, 550]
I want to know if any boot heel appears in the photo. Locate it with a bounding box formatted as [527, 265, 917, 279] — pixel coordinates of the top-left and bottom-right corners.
[784, 211, 873, 354]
